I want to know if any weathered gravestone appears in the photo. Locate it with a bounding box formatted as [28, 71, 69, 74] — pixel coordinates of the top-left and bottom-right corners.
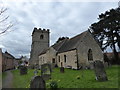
[60, 67, 64, 73]
[41, 63, 52, 81]
[20, 66, 27, 75]
[30, 76, 46, 89]
[93, 60, 108, 81]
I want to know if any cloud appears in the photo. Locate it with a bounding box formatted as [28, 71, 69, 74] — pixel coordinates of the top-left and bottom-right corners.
[0, 1, 118, 58]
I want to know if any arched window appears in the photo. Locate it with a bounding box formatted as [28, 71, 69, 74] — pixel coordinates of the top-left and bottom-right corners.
[40, 34, 44, 39]
[88, 49, 93, 61]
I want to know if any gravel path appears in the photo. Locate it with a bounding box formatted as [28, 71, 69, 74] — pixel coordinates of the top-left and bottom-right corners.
[2, 70, 13, 88]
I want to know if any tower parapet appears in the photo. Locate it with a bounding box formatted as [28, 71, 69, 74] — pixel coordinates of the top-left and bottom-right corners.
[32, 27, 50, 35]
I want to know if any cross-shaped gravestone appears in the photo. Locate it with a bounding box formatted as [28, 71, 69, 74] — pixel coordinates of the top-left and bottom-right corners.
[30, 76, 46, 89]
[41, 63, 52, 81]
[93, 60, 108, 81]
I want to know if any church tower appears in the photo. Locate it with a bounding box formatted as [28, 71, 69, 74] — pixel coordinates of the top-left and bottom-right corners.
[30, 27, 50, 65]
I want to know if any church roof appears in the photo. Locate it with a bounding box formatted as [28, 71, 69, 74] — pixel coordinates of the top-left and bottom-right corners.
[39, 48, 49, 55]
[39, 31, 88, 55]
[52, 38, 68, 51]
[57, 31, 88, 53]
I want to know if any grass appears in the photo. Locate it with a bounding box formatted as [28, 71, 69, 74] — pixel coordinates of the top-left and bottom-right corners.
[9, 65, 120, 88]
[11, 69, 41, 88]
[48, 65, 119, 88]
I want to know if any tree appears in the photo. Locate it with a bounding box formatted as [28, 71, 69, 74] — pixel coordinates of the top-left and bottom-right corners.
[56, 37, 69, 43]
[0, 7, 13, 35]
[89, 7, 120, 64]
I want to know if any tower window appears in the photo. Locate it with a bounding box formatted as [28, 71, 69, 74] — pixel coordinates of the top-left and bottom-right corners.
[40, 35, 44, 39]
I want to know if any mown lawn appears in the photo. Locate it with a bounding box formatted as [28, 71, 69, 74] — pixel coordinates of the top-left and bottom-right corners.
[11, 65, 119, 88]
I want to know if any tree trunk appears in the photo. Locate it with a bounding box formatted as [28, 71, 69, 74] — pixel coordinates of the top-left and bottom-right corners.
[112, 42, 119, 64]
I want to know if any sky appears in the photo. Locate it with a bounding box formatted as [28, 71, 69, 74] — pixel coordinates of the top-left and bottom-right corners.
[0, 0, 119, 58]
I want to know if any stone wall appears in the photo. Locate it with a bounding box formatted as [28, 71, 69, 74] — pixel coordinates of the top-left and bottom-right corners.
[57, 49, 78, 69]
[39, 47, 57, 66]
[77, 32, 103, 68]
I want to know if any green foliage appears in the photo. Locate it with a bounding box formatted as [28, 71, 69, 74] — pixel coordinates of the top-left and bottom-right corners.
[49, 80, 58, 88]
[76, 75, 80, 79]
[56, 37, 69, 43]
[89, 8, 120, 52]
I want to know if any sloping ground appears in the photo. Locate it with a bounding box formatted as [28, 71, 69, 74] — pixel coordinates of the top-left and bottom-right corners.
[5, 65, 119, 88]
[2, 70, 13, 88]
[49, 65, 119, 88]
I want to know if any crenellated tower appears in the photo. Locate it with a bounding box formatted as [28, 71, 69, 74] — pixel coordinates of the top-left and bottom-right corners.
[30, 27, 50, 65]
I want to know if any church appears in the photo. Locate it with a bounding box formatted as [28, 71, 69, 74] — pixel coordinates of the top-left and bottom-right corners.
[29, 27, 104, 69]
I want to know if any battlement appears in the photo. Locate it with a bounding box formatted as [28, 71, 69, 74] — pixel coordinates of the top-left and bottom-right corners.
[32, 27, 50, 35]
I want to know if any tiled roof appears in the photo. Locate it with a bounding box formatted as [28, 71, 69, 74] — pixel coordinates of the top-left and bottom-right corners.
[58, 31, 88, 53]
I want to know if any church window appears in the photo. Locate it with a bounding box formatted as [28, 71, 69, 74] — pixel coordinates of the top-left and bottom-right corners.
[64, 55, 67, 63]
[58, 56, 60, 62]
[88, 49, 93, 61]
[40, 34, 44, 39]
[52, 58, 55, 63]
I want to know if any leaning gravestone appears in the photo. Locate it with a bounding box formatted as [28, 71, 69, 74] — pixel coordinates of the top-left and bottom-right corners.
[41, 63, 52, 81]
[93, 60, 108, 81]
[20, 66, 27, 75]
[60, 67, 64, 73]
[30, 76, 46, 89]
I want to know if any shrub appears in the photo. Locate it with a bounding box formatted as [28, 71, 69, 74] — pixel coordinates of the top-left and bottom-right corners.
[49, 80, 58, 88]
[76, 75, 80, 79]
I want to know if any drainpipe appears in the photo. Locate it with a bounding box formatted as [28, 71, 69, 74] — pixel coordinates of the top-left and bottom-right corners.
[76, 49, 79, 70]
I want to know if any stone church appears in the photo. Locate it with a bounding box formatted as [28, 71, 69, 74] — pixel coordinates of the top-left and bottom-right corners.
[30, 27, 104, 69]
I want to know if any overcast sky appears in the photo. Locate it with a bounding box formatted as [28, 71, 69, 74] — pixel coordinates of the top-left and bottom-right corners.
[0, 0, 119, 58]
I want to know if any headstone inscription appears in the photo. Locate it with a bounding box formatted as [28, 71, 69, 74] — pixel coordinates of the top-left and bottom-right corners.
[41, 63, 52, 81]
[20, 66, 27, 75]
[93, 60, 108, 81]
[30, 76, 46, 89]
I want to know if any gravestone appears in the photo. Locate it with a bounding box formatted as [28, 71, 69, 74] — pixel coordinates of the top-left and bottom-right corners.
[20, 66, 27, 75]
[41, 63, 52, 81]
[60, 67, 64, 73]
[104, 62, 109, 68]
[30, 76, 46, 89]
[93, 60, 108, 81]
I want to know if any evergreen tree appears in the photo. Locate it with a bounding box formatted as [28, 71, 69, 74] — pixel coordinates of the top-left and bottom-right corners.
[89, 7, 120, 64]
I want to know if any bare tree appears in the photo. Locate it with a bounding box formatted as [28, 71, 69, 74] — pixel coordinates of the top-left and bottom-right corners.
[0, 7, 13, 35]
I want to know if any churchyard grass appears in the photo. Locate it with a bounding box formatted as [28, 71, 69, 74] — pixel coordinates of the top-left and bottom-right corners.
[11, 69, 41, 88]
[48, 65, 119, 88]
[10, 65, 119, 88]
